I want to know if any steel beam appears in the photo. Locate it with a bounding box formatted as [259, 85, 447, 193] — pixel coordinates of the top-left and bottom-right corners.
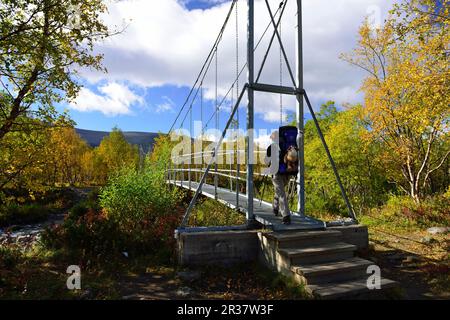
[246, 0, 255, 222]
[296, 0, 305, 216]
[250, 83, 298, 95]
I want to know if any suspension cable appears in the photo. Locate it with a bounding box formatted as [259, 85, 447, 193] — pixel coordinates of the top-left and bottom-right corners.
[168, 0, 237, 134]
[279, 14, 283, 126]
[199, 5, 284, 134]
[200, 84, 203, 137]
[214, 46, 219, 197]
[177, 2, 284, 136]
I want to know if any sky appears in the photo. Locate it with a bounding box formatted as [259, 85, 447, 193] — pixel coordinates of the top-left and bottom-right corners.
[59, 0, 398, 136]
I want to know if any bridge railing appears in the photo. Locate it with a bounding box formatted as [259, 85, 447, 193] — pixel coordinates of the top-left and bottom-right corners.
[167, 146, 303, 228]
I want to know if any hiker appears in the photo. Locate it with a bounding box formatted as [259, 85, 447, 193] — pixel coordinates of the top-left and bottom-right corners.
[264, 130, 299, 225]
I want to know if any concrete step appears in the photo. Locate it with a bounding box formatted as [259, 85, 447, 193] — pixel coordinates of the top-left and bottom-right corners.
[291, 257, 373, 285]
[309, 277, 399, 299]
[264, 230, 343, 249]
[279, 242, 356, 265]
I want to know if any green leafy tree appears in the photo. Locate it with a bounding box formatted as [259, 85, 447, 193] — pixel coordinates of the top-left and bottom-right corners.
[47, 127, 91, 186]
[0, 123, 51, 192]
[94, 128, 139, 183]
[341, 0, 449, 201]
[304, 102, 389, 215]
[0, 0, 117, 140]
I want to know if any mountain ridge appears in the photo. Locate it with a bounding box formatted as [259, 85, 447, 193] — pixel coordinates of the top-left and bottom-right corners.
[75, 128, 161, 154]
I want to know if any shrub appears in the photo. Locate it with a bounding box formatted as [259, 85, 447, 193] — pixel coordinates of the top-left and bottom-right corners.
[43, 137, 184, 259]
[42, 167, 183, 257]
[41, 202, 182, 258]
[41, 206, 126, 256]
[99, 163, 181, 231]
[0, 246, 21, 269]
[366, 194, 450, 229]
[0, 203, 50, 227]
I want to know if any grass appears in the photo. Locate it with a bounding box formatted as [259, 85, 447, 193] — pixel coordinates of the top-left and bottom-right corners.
[188, 198, 246, 227]
[0, 242, 173, 299]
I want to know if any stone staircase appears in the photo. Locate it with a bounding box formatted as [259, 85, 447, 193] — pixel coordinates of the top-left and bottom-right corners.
[258, 229, 398, 299]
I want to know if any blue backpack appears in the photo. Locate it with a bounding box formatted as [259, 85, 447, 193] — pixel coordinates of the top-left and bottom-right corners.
[278, 126, 299, 175]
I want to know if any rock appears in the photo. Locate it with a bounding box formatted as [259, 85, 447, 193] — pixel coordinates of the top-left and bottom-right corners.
[177, 271, 201, 282]
[176, 287, 192, 297]
[427, 227, 449, 235]
[16, 235, 28, 242]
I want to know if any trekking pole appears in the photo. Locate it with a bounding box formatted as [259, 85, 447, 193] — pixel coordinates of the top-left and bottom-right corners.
[259, 174, 268, 206]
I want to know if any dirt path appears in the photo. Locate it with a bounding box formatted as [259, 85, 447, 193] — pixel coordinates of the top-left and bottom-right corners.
[117, 262, 309, 300]
[363, 230, 449, 300]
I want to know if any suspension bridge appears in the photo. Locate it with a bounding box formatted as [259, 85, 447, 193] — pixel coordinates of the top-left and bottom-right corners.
[166, 0, 356, 231]
[166, 0, 398, 298]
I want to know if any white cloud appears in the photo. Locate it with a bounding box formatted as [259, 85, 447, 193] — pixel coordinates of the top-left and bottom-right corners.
[70, 82, 143, 116]
[78, 0, 397, 121]
[156, 96, 176, 113]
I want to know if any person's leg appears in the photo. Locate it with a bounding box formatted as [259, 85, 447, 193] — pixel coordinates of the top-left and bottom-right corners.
[271, 176, 280, 216]
[281, 175, 291, 224]
[273, 174, 290, 218]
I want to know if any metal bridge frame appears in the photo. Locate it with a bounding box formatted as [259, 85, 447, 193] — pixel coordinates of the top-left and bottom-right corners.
[173, 0, 357, 231]
[246, 0, 304, 221]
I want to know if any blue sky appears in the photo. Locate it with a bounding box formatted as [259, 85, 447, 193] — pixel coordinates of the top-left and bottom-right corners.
[58, 0, 396, 136]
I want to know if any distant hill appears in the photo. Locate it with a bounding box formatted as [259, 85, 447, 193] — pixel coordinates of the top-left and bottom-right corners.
[75, 128, 161, 154]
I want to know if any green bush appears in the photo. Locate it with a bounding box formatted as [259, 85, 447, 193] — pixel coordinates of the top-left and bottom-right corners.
[41, 200, 182, 258]
[43, 137, 184, 259]
[99, 163, 181, 230]
[41, 205, 127, 256]
[364, 194, 450, 229]
[42, 160, 183, 258]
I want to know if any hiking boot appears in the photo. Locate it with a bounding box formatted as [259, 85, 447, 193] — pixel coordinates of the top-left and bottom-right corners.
[282, 215, 291, 225]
